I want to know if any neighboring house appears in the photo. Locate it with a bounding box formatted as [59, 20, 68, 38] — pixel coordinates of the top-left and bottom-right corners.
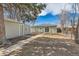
[31, 24, 57, 33]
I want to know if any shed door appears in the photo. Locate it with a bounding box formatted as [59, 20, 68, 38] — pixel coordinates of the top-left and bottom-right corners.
[45, 27, 49, 32]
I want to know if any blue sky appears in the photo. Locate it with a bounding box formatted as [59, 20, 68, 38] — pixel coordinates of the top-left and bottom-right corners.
[35, 12, 60, 25]
[34, 3, 72, 25]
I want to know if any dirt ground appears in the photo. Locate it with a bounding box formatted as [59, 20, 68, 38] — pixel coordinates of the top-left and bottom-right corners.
[0, 33, 37, 48]
[6, 33, 79, 56]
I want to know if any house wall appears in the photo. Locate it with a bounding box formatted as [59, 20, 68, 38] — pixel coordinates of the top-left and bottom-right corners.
[31, 26, 57, 33]
[31, 27, 45, 33]
[4, 19, 31, 39]
[49, 27, 57, 33]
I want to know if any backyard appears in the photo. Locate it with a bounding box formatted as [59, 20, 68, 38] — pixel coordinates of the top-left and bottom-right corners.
[0, 33, 78, 56]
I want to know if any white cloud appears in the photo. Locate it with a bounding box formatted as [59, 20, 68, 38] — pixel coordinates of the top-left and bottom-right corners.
[38, 10, 48, 16]
[39, 3, 72, 16]
[46, 3, 65, 15]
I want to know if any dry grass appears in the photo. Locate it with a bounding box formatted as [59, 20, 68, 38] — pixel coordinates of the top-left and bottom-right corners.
[8, 37, 79, 56]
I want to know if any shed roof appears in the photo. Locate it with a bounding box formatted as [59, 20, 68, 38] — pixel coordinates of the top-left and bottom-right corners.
[32, 24, 57, 27]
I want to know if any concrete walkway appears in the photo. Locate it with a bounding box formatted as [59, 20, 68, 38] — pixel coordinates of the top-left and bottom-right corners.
[0, 33, 44, 56]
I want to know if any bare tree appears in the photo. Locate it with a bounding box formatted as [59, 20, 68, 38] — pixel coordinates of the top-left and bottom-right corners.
[0, 4, 7, 45]
[69, 3, 79, 44]
[72, 4, 79, 44]
[59, 9, 70, 34]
